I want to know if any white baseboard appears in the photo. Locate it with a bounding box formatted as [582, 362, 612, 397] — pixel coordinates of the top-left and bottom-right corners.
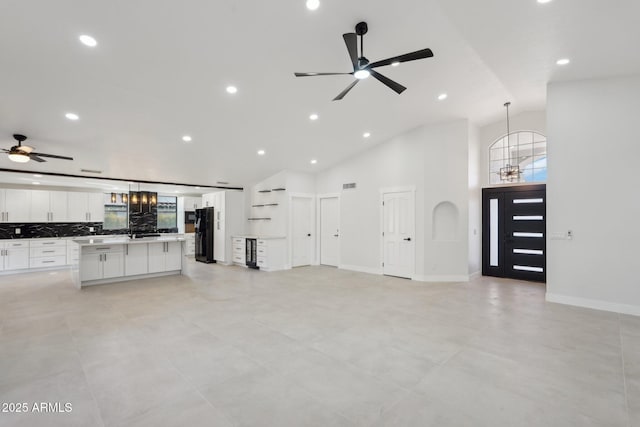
[339, 264, 383, 275]
[469, 271, 481, 280]
[412, 275, 470, 283]
[546, 293, 640, 317]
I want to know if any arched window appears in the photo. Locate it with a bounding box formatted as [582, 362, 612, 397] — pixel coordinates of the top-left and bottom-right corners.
[489, 131, 547, 184]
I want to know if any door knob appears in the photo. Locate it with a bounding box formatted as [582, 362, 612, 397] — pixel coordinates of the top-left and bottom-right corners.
[307, 233, 311, 237]
[403, 237, 412, 241]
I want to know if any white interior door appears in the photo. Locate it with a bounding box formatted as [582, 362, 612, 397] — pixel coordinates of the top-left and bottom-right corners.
[291, 197, 312, 267]
[382, 191, 415, 279]
[320, 197, 339, 266]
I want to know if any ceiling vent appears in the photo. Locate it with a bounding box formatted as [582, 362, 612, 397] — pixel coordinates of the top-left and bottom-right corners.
[80, 169, 102, 174]
[343, 183, 356, 190]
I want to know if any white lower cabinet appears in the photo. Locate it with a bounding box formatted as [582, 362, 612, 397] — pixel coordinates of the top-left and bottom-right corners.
[124, 244, 148, 276]
[0, 241, 30, 271]
[148, 241, 182, 273]
[80, 245, 124, 281]
[29, 239, 67, 268]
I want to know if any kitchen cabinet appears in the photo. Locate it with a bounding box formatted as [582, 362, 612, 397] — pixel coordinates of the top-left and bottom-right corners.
[0, 240, 29, 271]
[183, 196, 202, 211]
[124, 243, 148, 276]
[67, 192, 104, 222]
[29, 239, 67, 268]
[80, 245, 124, 281]
[30, 190, 68, 222]
[0, 189, 31, 223]
[148, 241, 182, 273]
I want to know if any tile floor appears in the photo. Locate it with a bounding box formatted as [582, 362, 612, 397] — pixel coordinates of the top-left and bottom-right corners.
[0, 260, 638, 426]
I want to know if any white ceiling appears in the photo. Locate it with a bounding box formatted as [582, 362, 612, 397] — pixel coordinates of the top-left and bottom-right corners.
[1, 0, 638, 188]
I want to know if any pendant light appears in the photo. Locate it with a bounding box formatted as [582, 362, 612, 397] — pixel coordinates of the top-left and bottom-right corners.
[122, 193, 128, 203]
[110, 193, 117, 204]
[499, 102, 522, 182]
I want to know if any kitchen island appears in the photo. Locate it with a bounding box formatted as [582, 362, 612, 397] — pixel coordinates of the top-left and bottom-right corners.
[71, 235, 185, 288]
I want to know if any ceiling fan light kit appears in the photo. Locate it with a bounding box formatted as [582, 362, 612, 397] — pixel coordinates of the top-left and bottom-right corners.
[4, 134, 74, 163]
[294, 21, 434, 100]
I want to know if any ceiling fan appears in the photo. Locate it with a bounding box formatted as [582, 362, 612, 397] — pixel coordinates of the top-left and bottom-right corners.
[294, 21, 434, 101]
[3, 134, 74, 163]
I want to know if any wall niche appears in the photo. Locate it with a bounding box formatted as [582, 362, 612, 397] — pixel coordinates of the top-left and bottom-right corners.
[432, 201, 459, 241]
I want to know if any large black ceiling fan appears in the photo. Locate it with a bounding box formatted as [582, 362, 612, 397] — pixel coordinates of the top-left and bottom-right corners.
[3, 134, 74, 163]
[294, 22, 434, 101]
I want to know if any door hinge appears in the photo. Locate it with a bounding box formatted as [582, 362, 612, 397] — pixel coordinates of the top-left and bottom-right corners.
[382, 201, 385, 206]
[382, 232, 384, 236]
[382, 262, 384, 267]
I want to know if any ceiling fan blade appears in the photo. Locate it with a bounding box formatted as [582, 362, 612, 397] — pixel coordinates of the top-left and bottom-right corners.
[370, 70, 407, 94]
[295, 72, 352, 77]
[333, 80, 359, 101]
[30, 152, 74, 161]
[368, 48, 434, 69]
[28, 154, 47, 163]
[343, 33, 358, 71]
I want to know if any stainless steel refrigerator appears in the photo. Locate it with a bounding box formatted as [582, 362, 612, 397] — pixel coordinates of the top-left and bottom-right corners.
[195, 207, 215, 263]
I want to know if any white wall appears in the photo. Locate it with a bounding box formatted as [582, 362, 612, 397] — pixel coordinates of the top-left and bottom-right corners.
[546, 74, 640, 315]
[316, 120, 469, 281]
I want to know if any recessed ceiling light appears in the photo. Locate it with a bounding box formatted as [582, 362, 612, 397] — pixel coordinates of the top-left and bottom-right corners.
[32, 181, 40, 185]
[309, 113, 319, 121]
[174, 190, 180, 193]
[195, 186, 201, 189]
[391, 62, 400, 67]
[306, 0, 320, 10]
[65, 112, 79, 120]
[363, 132, 371, 138]
[537, 0, 552, 3]
[226, 86, 238, 94]
[556, 58, 570, 66]
[438, 93, 448, 101]
[182, 135, 192, 142]
[257, 149, 266, 156]
[33, 174, 42, 178]
[79, 35, 97, 47]
[310, 159, 317, 164]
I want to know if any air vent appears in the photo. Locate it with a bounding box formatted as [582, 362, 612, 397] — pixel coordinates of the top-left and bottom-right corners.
[343, 183, 356, 190]
[81, 169, 102, 174]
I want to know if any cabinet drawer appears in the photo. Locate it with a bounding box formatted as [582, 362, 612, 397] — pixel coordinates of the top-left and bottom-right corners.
[82, 245, 124, 254]
[257, 246, 267, 256]
[257, 257, 267, 268]
[233, 254, 245, 263]
[30, 239, 66, 248]
[30, 246, 66, 257]
[232, 237, 245, 245]
[5, 241, 29, 248]
[30, 255, 66, 268]
[257, 239, 267, 246]
[232, 245, 245, 255]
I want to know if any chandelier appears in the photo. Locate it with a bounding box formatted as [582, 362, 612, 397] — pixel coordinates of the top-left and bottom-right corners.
[499, 101, 522, 182]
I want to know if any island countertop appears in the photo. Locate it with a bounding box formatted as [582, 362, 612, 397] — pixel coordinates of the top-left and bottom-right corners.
[72, 235, 185, 246]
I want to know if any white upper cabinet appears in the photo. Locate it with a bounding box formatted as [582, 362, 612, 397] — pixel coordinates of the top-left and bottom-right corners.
[30, 190, 68, 222]
[87, 193, 104, 222]
[2, 189, 31, 223]
[183, 196, 201, 211]
[67, 192, 104, 222]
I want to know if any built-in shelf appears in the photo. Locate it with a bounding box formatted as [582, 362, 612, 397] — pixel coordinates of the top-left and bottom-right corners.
[271, 188, 286, 192]
[248, 217, 272, 221]
[258, 190, 272, 193]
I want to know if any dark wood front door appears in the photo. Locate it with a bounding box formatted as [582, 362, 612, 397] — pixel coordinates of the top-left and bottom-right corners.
[482, 185, 546, 282]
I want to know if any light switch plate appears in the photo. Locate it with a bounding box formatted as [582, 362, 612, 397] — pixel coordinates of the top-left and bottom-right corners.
[89, 227, 95, 232]
[15, 228, 21, 234]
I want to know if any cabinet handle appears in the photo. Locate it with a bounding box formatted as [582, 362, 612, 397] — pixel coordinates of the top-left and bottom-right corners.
[43, 250, 55, 253]
[43, 242, 55, 245]
[42, 260, 55, 264]
[125, 245, 128, 255]
[96, 247, 111, 250]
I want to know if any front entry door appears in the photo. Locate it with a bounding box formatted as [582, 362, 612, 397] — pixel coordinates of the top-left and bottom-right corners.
[482, 185, 546, 282]
[382, 191, 415, 279]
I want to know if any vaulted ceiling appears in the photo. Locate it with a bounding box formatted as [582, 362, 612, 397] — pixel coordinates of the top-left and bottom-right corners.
[1, 0, 638, 187]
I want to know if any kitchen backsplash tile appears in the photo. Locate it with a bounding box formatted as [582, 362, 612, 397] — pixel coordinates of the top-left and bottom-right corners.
[0, 223, 126, 239]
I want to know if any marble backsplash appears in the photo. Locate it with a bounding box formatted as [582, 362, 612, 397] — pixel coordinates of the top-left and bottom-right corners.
[0, 223, 127, 239]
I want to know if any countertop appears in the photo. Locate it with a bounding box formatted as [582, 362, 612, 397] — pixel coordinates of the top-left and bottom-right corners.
[72, 235, 185, 246]
[232, 235, 286, 240]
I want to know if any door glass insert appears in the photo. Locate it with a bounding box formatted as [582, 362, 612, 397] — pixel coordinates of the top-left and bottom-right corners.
[513, 232, 544, 238]
[513, 249, 544, 255]
[514, 265, 544, 273]
[513, 198, 543, 204]
[490, 199, 499, 267]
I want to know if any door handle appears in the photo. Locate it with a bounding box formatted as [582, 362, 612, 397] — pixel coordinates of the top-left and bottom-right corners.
[333, 234, 339, 237]
[403, 237, 412, 241]
[307, 233, 311, 237]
